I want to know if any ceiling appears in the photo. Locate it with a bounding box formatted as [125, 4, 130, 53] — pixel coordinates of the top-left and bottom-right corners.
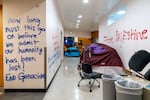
[55, 0, 121, 32]
[0, 0, 121, 32]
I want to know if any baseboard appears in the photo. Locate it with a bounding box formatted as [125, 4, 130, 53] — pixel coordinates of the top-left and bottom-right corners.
[5, 89, 46, 92]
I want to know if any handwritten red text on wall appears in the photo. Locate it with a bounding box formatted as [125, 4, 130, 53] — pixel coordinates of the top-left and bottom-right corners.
[103, 29, 148, 43]
[116, 29, 148, 42]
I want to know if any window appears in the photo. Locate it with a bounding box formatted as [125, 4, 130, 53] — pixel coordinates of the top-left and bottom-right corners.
[107, 5, 126, 26]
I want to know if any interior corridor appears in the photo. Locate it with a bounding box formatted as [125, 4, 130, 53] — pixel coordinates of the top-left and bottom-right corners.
[0, 57, 102, 100]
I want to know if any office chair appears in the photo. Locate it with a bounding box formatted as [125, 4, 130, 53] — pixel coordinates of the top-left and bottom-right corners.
[77, 63, 102, 92]
[128, 50, 150, 80]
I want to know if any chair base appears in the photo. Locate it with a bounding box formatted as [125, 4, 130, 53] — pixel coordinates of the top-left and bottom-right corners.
[78, 78, 100, 92]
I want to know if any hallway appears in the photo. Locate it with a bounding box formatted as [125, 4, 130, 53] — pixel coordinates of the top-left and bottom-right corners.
[43, 57, 102, 100]
[0, 57, 102, 100]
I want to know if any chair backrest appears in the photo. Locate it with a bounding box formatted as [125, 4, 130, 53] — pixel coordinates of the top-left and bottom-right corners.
[82, 63, 93, 73]
[129, 50, 150, 72]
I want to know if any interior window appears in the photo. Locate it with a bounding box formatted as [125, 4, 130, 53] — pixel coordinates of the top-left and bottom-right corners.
[107, 5, 126, 26]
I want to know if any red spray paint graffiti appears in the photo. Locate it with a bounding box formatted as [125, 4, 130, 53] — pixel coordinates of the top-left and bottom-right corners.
[103, 36, 114, 43]
[103, 29, 148, 43]
[116, 29, 148, 41]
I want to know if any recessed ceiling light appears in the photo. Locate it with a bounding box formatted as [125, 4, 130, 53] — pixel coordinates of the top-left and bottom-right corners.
[76, 23, 79, 26]
[78, 15, 82, 19]
[76, 26, 79, 28]
[77, 20, 80, 23]
[83, 0, 88, 4]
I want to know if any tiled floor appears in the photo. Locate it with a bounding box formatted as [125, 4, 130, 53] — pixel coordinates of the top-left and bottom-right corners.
[43, 57, 102, 100]
[0, 57, 102, 100]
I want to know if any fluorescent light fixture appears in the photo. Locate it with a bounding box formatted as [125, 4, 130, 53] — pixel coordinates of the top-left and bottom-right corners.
[78, 15, 82, 19]
[117, 10, 125, 15]
[77, 20, 80, 23]
[76, 23, 79, 26]
[83, 0, 88, 4]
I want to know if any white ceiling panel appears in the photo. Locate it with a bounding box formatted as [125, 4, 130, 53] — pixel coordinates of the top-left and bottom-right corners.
[55, 0, 121, 32]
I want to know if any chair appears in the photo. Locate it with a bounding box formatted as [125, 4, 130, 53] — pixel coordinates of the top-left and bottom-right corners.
[128, 50, 150, 80]
[77, 63, 102, 92]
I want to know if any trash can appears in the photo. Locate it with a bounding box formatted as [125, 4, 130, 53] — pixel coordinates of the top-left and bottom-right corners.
[102, 74, 122, 100]
[115, 80, 143, 100]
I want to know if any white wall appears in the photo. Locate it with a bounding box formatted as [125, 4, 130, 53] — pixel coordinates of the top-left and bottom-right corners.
[46, 0, 64, 87]
[3, 0, 64, 89]
[64, 30, 91, 38]
[3, 0, 46, 89]
[98, 0, 150, 73]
